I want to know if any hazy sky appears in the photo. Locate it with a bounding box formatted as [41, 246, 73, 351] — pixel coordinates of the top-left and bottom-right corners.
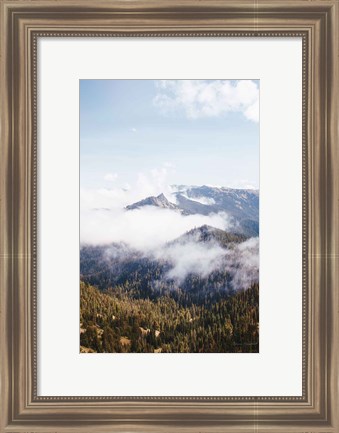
[80, 79, 259, 190]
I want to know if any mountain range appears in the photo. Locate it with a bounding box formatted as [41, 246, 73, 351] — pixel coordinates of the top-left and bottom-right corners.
[125, 185, 259, 237]
[81, 185, 259, 353]
[125, 192, 189, 214]
[80, 224, 258, 298]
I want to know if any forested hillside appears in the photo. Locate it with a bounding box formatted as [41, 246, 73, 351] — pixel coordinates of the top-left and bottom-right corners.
[80, 281, 259, 353]
[80, 186, 259, 353]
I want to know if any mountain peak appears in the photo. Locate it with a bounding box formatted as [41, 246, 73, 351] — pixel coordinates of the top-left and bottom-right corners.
[126, 193, 179, 212]
[156, 193, 168, 203]
[172, 225, 248, 248]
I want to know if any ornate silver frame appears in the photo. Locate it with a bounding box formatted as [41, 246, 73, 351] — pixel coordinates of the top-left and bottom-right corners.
[0, 1, 338, 431]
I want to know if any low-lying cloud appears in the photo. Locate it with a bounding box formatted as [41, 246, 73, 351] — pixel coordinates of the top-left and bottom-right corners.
[224, 237, 259, 291]
[154, 240, 225, 281]
[80, 166, 259, 292]
[81, 166, 233, 249]
[151, 236, 259, 291]
[81, 206, 232, 250]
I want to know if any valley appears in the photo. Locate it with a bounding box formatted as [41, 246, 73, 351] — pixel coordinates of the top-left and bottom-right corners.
[80, 185, 259, 353]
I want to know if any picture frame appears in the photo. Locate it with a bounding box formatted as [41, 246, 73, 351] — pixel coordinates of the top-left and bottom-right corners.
[0, 0, 338, 432]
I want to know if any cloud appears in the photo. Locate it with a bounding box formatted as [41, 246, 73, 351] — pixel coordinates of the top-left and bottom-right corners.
[155, 241, 225, 281]
[163, 161, 174, 168]
[136, 167, 175, 200]
[153, 80, 259, 122]
[224, 237, 259, 291]
[181, 195, 216, 206]
[80, 165, 258, 291]
[81, 206, 232, 250]
[81, 166, 176, 212]
[104, 173, 118, 182]
[152, 236, 259, 290]
[81, 166, 233, 249]
[92, 231, 259, 291]
[229, 179, 258, 190]
[131, 127, 137, 133]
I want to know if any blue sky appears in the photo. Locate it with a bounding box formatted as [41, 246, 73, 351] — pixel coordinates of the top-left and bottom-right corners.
[80, 79, 259, 190]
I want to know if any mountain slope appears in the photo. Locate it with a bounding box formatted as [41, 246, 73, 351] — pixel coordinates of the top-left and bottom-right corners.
[80, 281, 259, 353]
[126, 186, 259, 237]
[126, 193, 184, 212]
[174, 185, 259, 221]
[170, 224, 248, 249]
[80, 224, 258, 301]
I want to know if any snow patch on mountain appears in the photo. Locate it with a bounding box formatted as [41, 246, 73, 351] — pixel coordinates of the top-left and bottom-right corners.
[180, 194, 216, 206]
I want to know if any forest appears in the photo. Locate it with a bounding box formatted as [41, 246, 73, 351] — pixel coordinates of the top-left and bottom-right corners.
[80, 280, 259, 353]
[80, 223, 259, 353]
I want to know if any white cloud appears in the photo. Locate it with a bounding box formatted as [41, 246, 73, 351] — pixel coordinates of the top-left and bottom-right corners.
[80, 166, 234, 249]
[225, 237, 259, 290]
[153, 236, 259, 290]
[81, 206, 232, 250]
[81, 165, 258, 291]
[153, 80, 259, 122]
[104, 172, 118, 182]
[82, 166, 176, 212]
[80, 165, 258, 291]
[155, 241, 225, 281]
[181, 195, 216, 206]
[229, 179, 258, 190]
[136, 167, 174, 200]
[131, 127, 137, 133]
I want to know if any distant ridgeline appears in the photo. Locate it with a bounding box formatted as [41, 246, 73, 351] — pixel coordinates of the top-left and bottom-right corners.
[80, 185, 259, 354]
[126, 185, 259, 237]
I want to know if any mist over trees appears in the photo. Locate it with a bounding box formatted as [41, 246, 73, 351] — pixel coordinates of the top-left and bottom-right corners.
[80, 214, 259, 353]
[80, 80, 260, 354]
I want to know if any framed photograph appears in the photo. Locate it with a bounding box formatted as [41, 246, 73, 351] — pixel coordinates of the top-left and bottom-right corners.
[1, 1, 338, 432]
[80, 78, 260, 355]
